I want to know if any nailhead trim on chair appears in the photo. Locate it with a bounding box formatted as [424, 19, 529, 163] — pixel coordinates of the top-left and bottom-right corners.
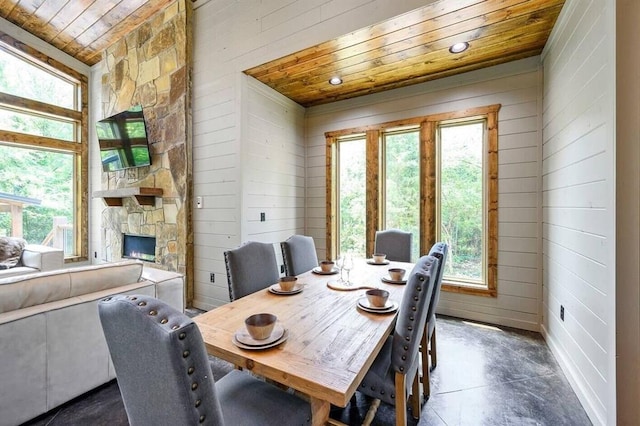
[223, 250, 236, 301]
[102, 294, 214, 424]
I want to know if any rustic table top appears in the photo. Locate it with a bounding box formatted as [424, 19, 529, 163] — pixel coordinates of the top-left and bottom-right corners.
[194, 258, 414, 425]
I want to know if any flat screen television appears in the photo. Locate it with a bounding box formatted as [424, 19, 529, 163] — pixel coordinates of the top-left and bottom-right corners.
[96, 105, 151, 172]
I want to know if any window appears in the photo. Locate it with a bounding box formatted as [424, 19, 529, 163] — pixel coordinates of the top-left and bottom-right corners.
[337, 136, 366, 255]
[383, 129, 420, 261]
[326, 105, 499, 296]
[0, 32, 88, 261]
[438, 121, 486, 285]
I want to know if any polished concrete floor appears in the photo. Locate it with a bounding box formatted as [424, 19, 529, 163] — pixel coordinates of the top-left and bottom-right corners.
[22, 315, 591, 426]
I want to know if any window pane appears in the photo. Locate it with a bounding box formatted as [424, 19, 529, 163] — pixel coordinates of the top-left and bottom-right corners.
[384, 131, 420, 261]
[339, 138, 366, 257]
[0, 144, 75, 255]
[440, 122, 484, 281]
[0, 108, 75, 141]
[0, 48, 75, 108]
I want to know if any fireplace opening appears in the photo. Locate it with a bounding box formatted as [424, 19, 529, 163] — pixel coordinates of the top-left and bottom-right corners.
[123, 234, 156, 262]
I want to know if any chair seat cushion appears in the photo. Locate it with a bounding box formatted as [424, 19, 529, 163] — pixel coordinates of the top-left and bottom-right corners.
[216, 370, 311, 426]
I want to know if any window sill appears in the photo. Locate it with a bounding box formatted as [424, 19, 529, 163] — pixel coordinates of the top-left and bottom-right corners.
[442, 282, 496, 298]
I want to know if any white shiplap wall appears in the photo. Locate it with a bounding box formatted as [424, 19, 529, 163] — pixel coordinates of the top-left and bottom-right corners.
[191, 0, 438, 310]
[306, 57, 543, 332]
[540, 0, 616, 424]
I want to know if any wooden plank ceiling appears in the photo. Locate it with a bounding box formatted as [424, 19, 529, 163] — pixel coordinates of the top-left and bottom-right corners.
[245, 0, 565, 107]
[0, 0, 176, 66]
[0, 0, 564, 106]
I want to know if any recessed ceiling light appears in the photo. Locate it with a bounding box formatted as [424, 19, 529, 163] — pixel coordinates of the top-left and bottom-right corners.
[449, 42, 469, 54]
[329, 76, 343, 85]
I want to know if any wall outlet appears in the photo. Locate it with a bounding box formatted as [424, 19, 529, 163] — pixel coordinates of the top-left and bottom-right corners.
[196, 196, 203, 209]
[210, 273, 215, 283]
[260, 212, 266, 221]
[560, 305, 565, 321]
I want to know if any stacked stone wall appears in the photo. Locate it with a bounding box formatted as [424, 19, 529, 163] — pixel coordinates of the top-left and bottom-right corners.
[99, 0, 191, 279]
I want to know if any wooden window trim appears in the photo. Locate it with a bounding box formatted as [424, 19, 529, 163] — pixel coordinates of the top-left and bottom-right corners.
[326, 104, 500, 297]
[0, 31, 88, 263]
[365, 129, 379, 257]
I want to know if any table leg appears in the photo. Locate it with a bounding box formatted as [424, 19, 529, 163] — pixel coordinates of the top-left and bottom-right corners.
[310, 397, 330, 426]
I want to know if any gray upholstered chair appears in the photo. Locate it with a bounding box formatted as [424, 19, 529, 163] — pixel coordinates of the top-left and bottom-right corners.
[280, 234, 318, 276]
[421, 242, 448, 398]
[359, 255, 438, 426]
[374, 229, 413, 262]
[98, 294, 311, 426]
[224, 241, 279, 301]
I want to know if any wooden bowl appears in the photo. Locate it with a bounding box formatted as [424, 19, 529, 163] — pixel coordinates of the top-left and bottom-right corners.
[279, 276, 297, 291]
[366, 289, 389, 308]
[245, 313, 277, 340]
[388, 268, 406, 281]
[320, 260, 335, 272]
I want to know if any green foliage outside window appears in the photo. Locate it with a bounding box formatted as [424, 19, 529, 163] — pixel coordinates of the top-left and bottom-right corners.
[337, 123, 484, 280]
[0, 48, 75, 249]
[384, 131, 420, 261]
[0, 145, 73, 244]
[439, 122, 484, 281]
[339, 139, 366, 256]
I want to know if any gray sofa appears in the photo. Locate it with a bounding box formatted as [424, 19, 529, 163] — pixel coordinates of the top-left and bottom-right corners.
[0, 260, 184, 426]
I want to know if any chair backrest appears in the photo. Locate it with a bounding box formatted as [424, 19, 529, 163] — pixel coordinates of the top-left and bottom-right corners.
[426, 242, 448, 321]
[98, 294, 225, 426]
[391, 255, 438, 374]
[224, 241, 279, 301]
[280, 235, 318, 276]
[374, 229, 412, 262]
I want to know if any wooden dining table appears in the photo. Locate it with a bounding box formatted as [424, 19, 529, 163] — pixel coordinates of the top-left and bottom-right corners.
[194, 258, 415, 426]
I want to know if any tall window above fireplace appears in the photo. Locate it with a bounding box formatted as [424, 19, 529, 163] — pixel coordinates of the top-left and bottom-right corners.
[122, 234, 156, 262]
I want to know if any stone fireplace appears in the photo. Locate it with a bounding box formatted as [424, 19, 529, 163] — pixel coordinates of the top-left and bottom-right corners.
[97, 0, 193, 303]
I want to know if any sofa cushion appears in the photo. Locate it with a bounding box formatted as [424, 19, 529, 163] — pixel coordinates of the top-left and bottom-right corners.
[0, 270, 71, 314]
[0, 237, 26, 269]
[0, 266, 39, 279]
[69, 260, 143, 296]
[0, 261, 144, 315]
[21, 245, 64, 272]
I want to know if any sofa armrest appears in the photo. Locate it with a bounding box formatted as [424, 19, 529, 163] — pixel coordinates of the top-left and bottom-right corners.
[21, 245, 64, 272]
[141, 266, 184, 312]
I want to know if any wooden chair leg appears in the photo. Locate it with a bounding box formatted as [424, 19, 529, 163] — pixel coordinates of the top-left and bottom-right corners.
[362, 398, 381, 426]
[410, 369, 421, 419]
[395, 373, 408, 426]
[430, 326, 437, 369]
[423, 355, 431, 399]
[420, 328, 430, 399]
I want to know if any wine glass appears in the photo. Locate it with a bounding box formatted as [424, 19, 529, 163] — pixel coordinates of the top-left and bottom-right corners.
[342, 254, 354, 286]
[336, 255, 345, 283]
